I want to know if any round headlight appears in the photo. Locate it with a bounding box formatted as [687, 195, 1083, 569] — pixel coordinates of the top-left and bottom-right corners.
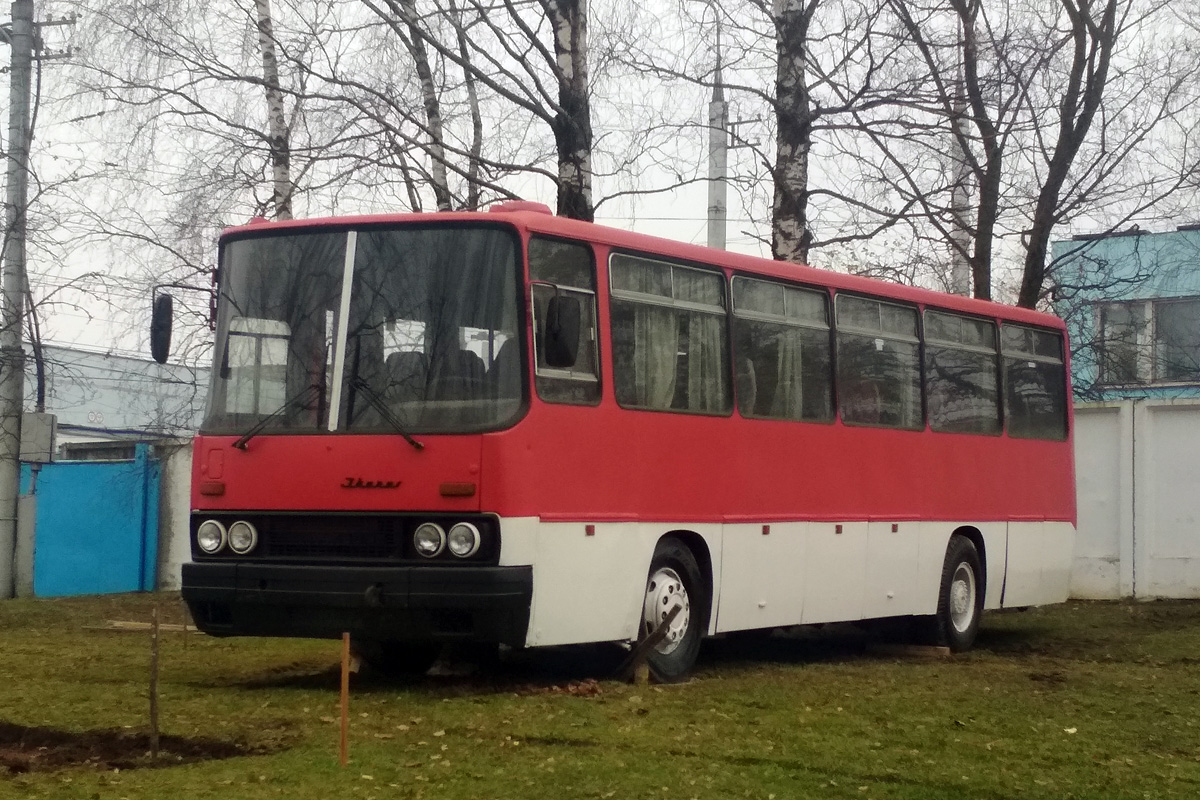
[447, 522, 481, 558]
[228, 520, 258, 554]
[196, 520, 227, 554]
[413, 523, 446, 558]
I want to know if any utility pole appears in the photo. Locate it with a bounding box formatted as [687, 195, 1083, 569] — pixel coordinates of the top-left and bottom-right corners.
[0, 0, 33, 599]
[706, 16, 728, 251]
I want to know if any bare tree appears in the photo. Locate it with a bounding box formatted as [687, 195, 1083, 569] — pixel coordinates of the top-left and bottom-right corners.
[390, 0, 455, 209]
[1017, 0, 1120, 308]
[863, 0, 1200, 305]
[360, 0, 595, 219]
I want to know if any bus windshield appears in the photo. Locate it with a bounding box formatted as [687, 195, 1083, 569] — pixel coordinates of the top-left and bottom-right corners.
[202, 224, 523, 436]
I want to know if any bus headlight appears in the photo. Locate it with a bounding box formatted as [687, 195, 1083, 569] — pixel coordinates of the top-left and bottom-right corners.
[228, 520, 258, 554]
[196, 520, 227, 554]
[447, 522, 481, 558]
[413, 523, 446, 558]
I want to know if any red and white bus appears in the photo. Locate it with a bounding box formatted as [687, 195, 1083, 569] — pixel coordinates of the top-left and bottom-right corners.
[175, 201, 1075, 680]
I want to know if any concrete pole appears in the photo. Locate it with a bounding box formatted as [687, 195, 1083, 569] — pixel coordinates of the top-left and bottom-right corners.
[0, 0, 34, 599]
[706, 15, 727, 251]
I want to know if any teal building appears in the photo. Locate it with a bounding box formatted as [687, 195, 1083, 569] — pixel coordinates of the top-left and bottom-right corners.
[1051, 224, 1200, 400]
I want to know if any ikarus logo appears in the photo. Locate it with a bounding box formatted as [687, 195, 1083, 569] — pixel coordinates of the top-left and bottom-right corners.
[340, 477, 401, 489]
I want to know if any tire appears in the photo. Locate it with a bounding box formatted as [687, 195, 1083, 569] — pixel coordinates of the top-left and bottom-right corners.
[359, 640, 442, 677]
[925, 536, 984, 652]
[641, 537, 707, 682]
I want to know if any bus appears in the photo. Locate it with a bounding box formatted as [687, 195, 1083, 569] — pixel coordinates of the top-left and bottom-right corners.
[169, 200, 1075, 681]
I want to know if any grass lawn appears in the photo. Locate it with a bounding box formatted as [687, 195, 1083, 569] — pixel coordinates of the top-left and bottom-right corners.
[0, 594, 1198, 799]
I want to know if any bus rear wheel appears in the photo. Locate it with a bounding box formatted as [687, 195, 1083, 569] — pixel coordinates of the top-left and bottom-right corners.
[640, 537, 705, 682]
[359, 640, 442, 677]
[924, 535, 984, 652]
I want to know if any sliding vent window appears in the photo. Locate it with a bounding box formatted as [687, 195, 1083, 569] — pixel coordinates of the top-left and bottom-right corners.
[835, 295, 921, 429]
[1002, 325, 1068, 440]
[529, 237, 600, 404]
[732, 277, 833, 422]
[924, 310, 1001, 435]
[610, 254, 731, 414]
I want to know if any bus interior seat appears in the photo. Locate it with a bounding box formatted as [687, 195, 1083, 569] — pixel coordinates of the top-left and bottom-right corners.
[487, 339, 521, 398]
[430, 349, 486, 400]
[384, 351, 429, 403]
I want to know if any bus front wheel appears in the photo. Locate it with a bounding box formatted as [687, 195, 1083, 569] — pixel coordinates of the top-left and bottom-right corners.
[925, 536, 984, 652]
[640, 537, 705, 682]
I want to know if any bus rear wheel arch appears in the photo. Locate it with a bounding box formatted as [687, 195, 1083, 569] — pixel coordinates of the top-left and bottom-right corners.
[640, 536, 709, 682]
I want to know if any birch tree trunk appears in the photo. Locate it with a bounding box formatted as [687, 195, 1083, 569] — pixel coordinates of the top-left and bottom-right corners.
[254, 0, 293, 220]
[398, 0, 453, 210]
[546, 0, 594, 221]
[771, 0, 818, 264]
[448, 0, 484, 210]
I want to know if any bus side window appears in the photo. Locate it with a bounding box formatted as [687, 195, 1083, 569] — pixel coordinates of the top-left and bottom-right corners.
[924, 310, 1001, 435]
[731, 276, 833, 422]
[1002, 325, 1068, 440]
[841, 379, 882, 424]
[835, 295, 922, 429]
[529, 237, 601, 405]
[610, 254, 731, 415]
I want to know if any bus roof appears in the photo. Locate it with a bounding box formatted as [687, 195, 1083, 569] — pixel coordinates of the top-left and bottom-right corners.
[221, 206, 1065, 331]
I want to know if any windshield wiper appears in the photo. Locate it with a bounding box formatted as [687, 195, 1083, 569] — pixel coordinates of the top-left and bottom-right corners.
[232, 384, 320, 450]
[348, 377, 424, 451]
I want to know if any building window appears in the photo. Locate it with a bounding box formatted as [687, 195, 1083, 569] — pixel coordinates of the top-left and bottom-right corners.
[1154, 299, 1200, 382]
[1096, 298, 1200, 385]
[1098, 303, 1146, 384]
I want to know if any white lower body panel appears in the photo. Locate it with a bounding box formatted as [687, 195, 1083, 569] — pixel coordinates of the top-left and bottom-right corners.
[498, 516, 1074, 648]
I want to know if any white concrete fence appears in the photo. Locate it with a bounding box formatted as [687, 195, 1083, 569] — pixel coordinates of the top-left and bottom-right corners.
[1074, 399, 1200, 599]
[157, 442, 194, 591]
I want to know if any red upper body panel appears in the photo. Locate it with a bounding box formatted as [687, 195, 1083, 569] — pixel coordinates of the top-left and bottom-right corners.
[195, 209, 1076, 526]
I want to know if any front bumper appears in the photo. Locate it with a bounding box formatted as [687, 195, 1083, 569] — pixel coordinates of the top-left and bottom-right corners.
[182, 562, 533, 646]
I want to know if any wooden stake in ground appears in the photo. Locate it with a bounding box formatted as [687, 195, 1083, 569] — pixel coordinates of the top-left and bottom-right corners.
[181, 596, 189, 652]
[339, 632, 350, 767]
[617, 604, 680, 684]
[149, 600, 160, 759]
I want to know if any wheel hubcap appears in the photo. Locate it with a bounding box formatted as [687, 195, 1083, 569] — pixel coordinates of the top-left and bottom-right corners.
[949, 562, 976, 633]
[643, 567, 691, 655]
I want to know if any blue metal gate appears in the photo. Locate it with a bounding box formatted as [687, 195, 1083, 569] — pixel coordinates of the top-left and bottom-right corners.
[21, 444, 160, 597]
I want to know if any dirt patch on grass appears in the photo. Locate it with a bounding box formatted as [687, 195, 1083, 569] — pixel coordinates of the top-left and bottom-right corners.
[0, 721, 268, 774]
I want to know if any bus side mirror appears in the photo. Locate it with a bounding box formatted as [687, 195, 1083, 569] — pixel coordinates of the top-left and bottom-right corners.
[150, 293, 174, 364]
[544, 294, 581, 368]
